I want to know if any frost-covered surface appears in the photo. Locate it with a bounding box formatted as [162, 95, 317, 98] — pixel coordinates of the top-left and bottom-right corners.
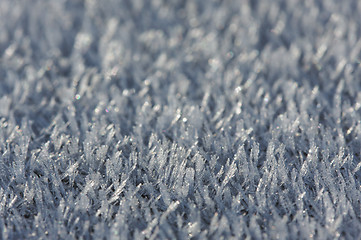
[1, 0, 361, 239]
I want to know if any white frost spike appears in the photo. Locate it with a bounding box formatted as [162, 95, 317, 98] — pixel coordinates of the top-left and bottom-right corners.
[159, 183, 171, 206]
[160, 201, 180, 223]
[222, 160, 237, 188]
[182, 168, 195, 197]
[0, 96, 11, 116]
[109, 178, 128, 203]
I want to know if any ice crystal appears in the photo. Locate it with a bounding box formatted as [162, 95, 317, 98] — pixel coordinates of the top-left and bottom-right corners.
[1, 0, 361, 239]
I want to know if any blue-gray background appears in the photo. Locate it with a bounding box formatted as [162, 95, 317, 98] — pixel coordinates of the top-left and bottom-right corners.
[1, 0, 361, 239]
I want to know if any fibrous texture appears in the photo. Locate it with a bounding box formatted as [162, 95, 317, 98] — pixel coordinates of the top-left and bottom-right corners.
[1, 0, 361, 239]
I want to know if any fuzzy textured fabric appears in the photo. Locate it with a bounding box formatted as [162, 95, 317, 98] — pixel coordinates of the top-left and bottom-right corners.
[1, 0, 361, 239]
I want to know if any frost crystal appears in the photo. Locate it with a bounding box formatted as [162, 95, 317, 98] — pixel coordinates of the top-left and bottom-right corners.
[0, 0, 361, 239]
